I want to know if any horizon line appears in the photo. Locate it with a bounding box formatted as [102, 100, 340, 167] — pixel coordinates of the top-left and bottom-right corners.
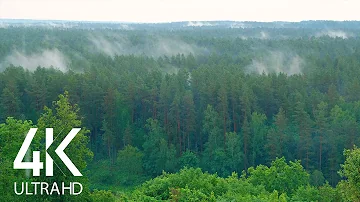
[1, 18, 360, 24]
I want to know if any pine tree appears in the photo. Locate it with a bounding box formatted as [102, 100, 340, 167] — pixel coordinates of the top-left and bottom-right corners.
[0, 80, 22, 120]
[275, 108, 287, 156]
[159, 76, 171, 142]
[102, 88, 117, 162]
[143, 118, 177, 176]
[242, 115, 250, 171]
[293, 99, 312, 170]
[314, 101, 328, 171]
[203, 105, 222, 152]
[217, 82, 229, 148]
[182, 90, 196, 151]
[240, 84, 254, 170]
[250, 112, 268, 166]
[170, 92, 182, 154]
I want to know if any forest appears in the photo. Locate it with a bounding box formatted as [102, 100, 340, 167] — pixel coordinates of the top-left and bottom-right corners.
[1, 20, 360, 201]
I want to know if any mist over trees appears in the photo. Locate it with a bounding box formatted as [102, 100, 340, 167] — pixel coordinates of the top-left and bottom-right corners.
[1, 20, 360, 201]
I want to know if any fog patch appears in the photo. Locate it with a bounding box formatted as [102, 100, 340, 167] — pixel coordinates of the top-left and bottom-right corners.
[119, 24, 133, 30]
[244, 31, 270, 40]
[161, 64, 180, 75]
[316, 30, 352, 39]
[259, 31, 269, 39]
[247, 51, 303, 75]
[88, 33, 206, 58]
[238, 36, 248, 40]
[47, 22, 74, 29]
[88, 34, 124, 57]
[186, 21, 213, 27]
[155, 38, 204, 57]
[230, 22, 246, 29]
[0, 22, 9, 28]
[0, 49, 68, 71]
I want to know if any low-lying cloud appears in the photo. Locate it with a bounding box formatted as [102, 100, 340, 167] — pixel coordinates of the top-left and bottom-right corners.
[88, 33, 206, 57]
[259, 31, 269, 40]
[186, 21, 214, 27]
[315, 30, 352, 39]
[247, 51, 303, 75]
[237, 31, 270, 40]
[0, 49, 68, 71]
[0, 22, 9, 28]
[230, 22, 246, 29]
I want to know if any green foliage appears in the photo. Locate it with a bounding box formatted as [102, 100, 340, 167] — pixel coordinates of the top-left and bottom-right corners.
[37, 91, 93, 174]
[127, 167, 274, 201]
[247, 157, 309, 195]
[133, 168, 226, 200]
[37, 91, 93, 201]
[266, 108, 287, 163]
[179, 150, 199, 168]
[90, 190, 115, 202]
[310, 170, 325, 187]
[2, 25, 360, 200]
[0, 81, 22, 120]
[202, 147, 231, 176]
[0, 118, 37, 201]
[319, 183, 342, 202]
[337, 146, 360, 201]
[88, 159, 118, 189]
[201, 105, 243, 176]
[116, 145, 144, 186]
[0, 92, 93, 201]
[250, 112, 268, 166]
[169, 187, 215, 202]
[224, 132, 243, 174]
[125, 165, 321, 201]
[291, 186, 321, 202]
[143, 118, 177, 176]
[220, 190, 288, 202]
[117, 145, 144, 175]
[202, 104, 222, 150]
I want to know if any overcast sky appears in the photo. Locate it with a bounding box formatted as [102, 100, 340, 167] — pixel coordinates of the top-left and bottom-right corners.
[0, 0, 359, 23]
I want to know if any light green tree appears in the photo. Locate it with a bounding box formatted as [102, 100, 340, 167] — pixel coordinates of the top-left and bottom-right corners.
[337, 146, 360, 201]
[35, 91, 93, 201]
[0, 118, 37, 201]
[247, 157, 309, 195]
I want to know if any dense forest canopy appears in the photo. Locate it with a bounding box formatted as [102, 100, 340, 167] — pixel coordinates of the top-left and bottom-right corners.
[1, 20, 360, 201]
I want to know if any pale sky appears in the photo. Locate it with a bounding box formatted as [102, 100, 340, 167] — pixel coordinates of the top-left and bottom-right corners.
[0, 0, 359, 23]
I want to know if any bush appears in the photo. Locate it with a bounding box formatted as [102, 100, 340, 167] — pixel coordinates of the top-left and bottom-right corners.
[91, 190, 115, 202]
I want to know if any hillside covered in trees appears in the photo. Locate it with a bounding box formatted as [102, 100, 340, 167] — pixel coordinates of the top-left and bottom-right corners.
[1, 20, 360, 201]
